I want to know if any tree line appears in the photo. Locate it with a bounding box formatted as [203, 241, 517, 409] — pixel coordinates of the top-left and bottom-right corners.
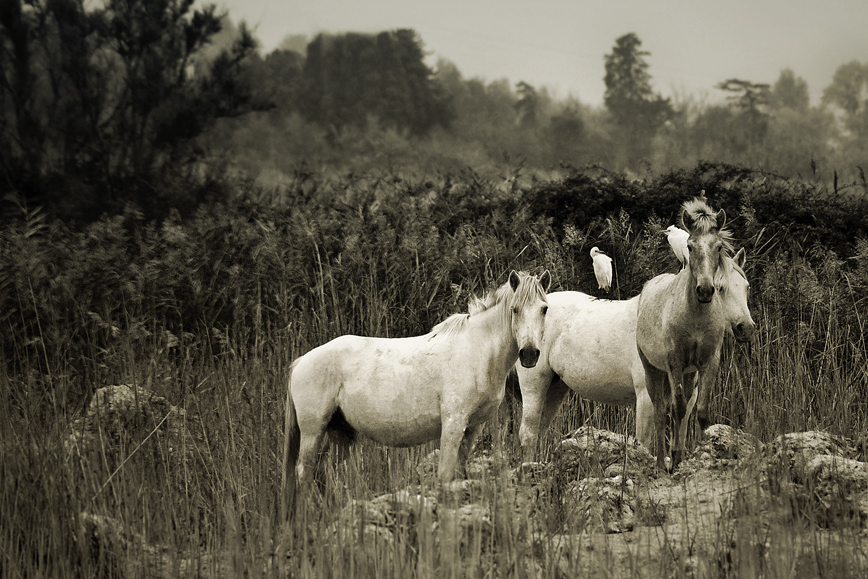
[2, 2, 867, 221]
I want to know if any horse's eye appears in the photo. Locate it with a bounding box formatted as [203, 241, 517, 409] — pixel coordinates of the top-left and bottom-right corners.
[542, 306, 548, 315]
[513, 307, 519, 314]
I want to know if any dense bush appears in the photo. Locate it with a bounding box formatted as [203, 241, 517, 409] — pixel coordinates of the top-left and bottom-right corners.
[2, 163, 867, 426]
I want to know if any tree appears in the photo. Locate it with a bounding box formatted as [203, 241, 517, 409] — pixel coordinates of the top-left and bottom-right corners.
[717, 78, 771, 144]
[548, 101, 585, 162]
[603, 33, 673, 166]
[0, 0, 258, 216]
[299, 29, 452, 136]
[603, 33, 673, 131]
[822, 60, 868, 138]
[770, 68, 809, 111]
[515, 81, 539, 127]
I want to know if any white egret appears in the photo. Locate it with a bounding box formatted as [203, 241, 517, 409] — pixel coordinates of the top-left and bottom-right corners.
[590, 247, 613, 291]
[664, 225, 690, 268]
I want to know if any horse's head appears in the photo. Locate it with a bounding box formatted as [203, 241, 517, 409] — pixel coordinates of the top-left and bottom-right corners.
[721, 248, 756, 342]
[508, 270, 551, 368]
[681, 201, 728, 304]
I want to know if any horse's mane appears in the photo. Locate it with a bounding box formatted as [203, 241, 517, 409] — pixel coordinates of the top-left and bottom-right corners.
[427, 271, 546, 340]
[682, 197, 735, 254]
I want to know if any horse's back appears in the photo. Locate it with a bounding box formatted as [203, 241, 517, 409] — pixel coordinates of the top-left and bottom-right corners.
[290, 333, 465, 447]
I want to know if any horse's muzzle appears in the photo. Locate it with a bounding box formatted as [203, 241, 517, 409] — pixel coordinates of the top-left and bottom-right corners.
[519, 347, 540, 368]
[733, 322, 756, 342]
[696, 284, 715, 303]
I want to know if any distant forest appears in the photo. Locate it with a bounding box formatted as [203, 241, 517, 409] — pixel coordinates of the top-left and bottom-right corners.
[1, 0, 867, 220]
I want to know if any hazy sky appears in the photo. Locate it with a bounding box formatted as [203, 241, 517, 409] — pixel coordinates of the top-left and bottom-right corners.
[217, 0, 868, 107]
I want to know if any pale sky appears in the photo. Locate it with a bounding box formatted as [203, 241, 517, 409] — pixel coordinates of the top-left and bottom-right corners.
[217, 0, 868, 108]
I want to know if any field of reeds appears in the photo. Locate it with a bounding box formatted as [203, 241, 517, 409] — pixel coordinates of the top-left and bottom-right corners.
[2, 162, 868, 577]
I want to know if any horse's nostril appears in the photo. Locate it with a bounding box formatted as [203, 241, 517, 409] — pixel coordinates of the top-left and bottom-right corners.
[519, 348, 540, 367]
[697, 285, 715, 302]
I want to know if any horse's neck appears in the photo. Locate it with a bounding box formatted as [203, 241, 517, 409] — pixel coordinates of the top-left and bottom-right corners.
[470, 303, 518, 375]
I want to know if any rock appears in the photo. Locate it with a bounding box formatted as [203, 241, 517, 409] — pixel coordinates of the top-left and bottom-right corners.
[437, 503, 493, 556]
[702, 424, 762, 460]
[65, 384, 192, 457]
[806, 455, 868, 490]
[514, 461, 550, 483]
[556, 426, 656, 480]
[766, 431, 856, 467]
[78, 511, 233, 578]
[763, 432, 868, 528]
[566, 475, 635, 533]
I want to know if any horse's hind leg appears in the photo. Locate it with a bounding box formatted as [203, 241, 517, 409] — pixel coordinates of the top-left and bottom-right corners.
[296, 427, 327, 489]
[538, 377, 570, 448]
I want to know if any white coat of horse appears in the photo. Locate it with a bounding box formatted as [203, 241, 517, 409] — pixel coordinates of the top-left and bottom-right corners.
[515, 248, 753, 461]
[637, 198, 733, 470]
[283, 270, 551, 514]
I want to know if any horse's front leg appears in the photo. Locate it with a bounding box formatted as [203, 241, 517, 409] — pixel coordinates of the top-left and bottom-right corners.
[516, 365, 555, 463]
[438, 415, 469, 483]
[458, 422, 484, 478]
[666, 355, 687, 469]
[695, 347, 721, 431]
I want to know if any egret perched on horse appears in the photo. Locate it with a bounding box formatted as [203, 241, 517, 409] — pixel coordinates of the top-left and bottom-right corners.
[282, 270, 551, 514]
[636, 197, 734, 470]
[590, 247, 613, 292]
[664, 225, 690, 269]
[514, 248, 754, 461]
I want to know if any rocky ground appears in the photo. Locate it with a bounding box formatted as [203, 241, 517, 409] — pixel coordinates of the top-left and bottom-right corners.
[68, 385, 868, 577]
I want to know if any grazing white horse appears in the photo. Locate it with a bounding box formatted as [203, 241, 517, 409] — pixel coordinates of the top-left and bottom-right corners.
[283, 270, 551, 512]
[515, 248, 754, 460]
[637, 198, 733, 470]
[590, 247, 613, 291]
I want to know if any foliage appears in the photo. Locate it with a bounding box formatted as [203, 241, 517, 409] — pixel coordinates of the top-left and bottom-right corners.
[602, 32, 673, 165]
[771, 68, 810, 111]
[298, 30, 453, 137]
[0, 0, 258, 219]
[2, 162, 868, 576]
[822, 59, 868, 138]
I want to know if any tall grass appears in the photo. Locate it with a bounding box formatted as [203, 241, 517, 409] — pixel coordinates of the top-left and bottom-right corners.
[2, 164, 867, 576]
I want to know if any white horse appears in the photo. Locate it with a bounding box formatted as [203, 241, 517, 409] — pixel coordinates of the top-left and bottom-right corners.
[637, 198, 733, 470]
[283, 270, 551, 512]
[515, 248, 753, 461]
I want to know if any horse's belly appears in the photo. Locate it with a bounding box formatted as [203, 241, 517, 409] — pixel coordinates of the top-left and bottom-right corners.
[563, 375, 637, 406]
[337, 389, 443, 447]
[554, 357, 637, 406]
[351, 412, 443, 447]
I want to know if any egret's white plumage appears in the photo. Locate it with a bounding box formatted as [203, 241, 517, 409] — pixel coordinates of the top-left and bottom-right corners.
[664, 225, 690, 268]
[590, 247, 613, 291]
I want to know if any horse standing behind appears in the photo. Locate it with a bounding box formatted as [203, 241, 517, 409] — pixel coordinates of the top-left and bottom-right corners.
[282, 270, 551, 515]
[514, 248, 754, 461]
[636, 198, 733, 470]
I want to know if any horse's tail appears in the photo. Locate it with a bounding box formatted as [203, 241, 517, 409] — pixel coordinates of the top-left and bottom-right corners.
[281, 361, 300, 521]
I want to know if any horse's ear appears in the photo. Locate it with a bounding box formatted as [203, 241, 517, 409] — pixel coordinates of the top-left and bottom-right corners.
[539, 269, 552, 292]
[734, 247, 746, 269]
[679, 207, 690, 231]
[509, 270, 521, 291]
[715, 208, 727, 230]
